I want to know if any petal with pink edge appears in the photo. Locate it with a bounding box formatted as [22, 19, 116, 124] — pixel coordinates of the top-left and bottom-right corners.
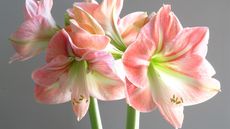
[10, 16, 57, 62]
[71, 5, 105, 34]
[161, 27, 209, 60]
[73, 2, 98, 15]
[126, 78, 156, 112]
[69, 20, 110, 50]
[123, 33, 156, 88]
[119, 12, 148, 46]
[148, 64, 184, 128]
[24, 0, 39, 19]
[165, 54, 215, 79]
[32, 55, 71, 87]
[68, 61, 90, 121]
[143, 5, 182, 53]
[85, 51, 125, 100]
[148, 62, 220, 128]
[35, 73, 71, 104]
[46, 30, 69, 62]
[93, 0, 123, 31]
[154, 64, 220, 106]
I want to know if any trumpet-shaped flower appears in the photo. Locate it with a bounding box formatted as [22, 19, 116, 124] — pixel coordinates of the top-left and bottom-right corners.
[123, 5, 220, 128]
[70, 0, 128, 51]
[32, 19, 125, 120]
[10, 0, 58, 62]
[72, 0, 123, 33]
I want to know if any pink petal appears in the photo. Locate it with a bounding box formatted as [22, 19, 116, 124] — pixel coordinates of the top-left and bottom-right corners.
[10, 16, 54, 62]
[148, 63, 220, 128]
[24, 0, 39, 19]
[40, 0, 53, 12]
[161, 27, 209, 60]
[93, 0, 123, 31]
[154, 66, 220, 106]
[25, 0, 55, 26]
[166, 54, 215, 79]
[69, 20, 110, 50]
[68, 61, 90, 121]
[100, 0, 123, 20]
[32, 55, 71, 87]
[122, 33, 156, 88]
[144, 5, 182, 52]
[35, 73, 71, 104]
[46, 30, 69, 63]
[119, 12, 148, 46]
[126, 79, 156, 112]
[72, 86, 90, 121]
[73, 2, 99, 16]
[85, 51, 125, 100]
[157, 103, 184, 129]
[71, 5, 105, 35]
[61, 29, 88, 58]
[148, 65, 184, 128]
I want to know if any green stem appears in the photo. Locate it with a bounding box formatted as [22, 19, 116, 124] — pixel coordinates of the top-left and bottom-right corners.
[126, 105, 140, 129]
[89, 97, 103, 129]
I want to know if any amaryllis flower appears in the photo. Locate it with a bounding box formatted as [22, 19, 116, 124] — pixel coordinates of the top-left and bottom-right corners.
[10, 0, 58, 62]
[32, 20, 125, 120]
[73, 0, 123, 33]
[67, 4, 110, 50]
[71, 0, 126, 51]
[123, 5, 220, 128]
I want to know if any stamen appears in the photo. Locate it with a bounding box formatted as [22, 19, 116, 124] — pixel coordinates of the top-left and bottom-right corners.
[170, 94, 183, 105]
[72, 98, 80, 105]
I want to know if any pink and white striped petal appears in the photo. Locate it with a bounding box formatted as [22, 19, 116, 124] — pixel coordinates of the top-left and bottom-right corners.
[68, 20, 110, 50]
[126, 79, 156, 112]
[85, 51, 125, 100]
[32, 55, 71, 87]
[35, 73, 71, 104]
[119, 12, 148, 46]
[123, 33, 156, 88]
[46, 30, 70, 63]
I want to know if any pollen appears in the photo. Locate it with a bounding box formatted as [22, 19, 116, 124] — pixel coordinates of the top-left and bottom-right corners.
[72, 98, 80, 105]
[170, 94, 183, 105]
[72, 95, 88, 105]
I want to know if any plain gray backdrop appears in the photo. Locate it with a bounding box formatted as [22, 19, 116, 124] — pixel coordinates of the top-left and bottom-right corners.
[0, 0, 229, 129]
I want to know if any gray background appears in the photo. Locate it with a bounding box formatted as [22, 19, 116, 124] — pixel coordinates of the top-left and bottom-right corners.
[0, 0, 229, 129]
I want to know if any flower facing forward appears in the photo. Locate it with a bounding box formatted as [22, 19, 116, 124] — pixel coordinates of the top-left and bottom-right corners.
[10, 0, 58, 62]
[32, 19, 125, 120]
[123, 5, 220, 128]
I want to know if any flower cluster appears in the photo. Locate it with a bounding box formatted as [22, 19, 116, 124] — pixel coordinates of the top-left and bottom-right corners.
[10, 0, 220, 128]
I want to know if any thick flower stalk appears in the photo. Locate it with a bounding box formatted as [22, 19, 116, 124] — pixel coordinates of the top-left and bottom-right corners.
[123, 5, 220, 129]
[10, 0, 58, 62]
[32, 14, 125, 120]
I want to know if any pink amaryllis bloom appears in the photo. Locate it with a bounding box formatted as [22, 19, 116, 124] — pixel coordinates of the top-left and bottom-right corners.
[32, 20, 125, 120]
[71, 0, 127, 50]
[73, 0, 123, 33]
[123, 5, 220, 128]
[10, 0, 58, 62]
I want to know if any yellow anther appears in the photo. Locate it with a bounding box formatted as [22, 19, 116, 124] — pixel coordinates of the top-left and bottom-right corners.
[170, 94, 183, 105]
[72, 98, 80, 105]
